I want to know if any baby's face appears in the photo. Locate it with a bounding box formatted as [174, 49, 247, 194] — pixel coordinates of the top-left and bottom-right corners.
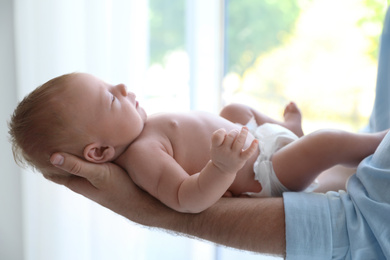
[65, 73, 147, 150]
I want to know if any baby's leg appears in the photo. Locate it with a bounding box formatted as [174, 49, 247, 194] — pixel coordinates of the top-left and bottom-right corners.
[220, 103, 304, 137]
[271, 129, 388, 191]
[314, 165, 356, 192]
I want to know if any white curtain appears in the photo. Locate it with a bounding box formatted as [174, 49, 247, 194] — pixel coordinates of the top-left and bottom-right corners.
[13, 0, 156, 259]
[0, 1, 23, 259]
[8, 0, 223, 259]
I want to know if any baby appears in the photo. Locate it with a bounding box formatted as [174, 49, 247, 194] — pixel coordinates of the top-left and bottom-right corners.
[9, 73, 388, 213]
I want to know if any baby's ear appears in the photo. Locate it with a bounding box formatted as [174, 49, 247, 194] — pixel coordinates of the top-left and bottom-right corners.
[84, 143, 115, 163]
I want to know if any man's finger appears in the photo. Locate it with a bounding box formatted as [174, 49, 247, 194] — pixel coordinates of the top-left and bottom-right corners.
[66, 176, 101, 199]
[51, 152, 101, 178]
[50, 152, 109, 188]
[44, 173, 68, 185]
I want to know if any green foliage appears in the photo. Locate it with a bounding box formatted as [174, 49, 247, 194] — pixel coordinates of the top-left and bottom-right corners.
[148, 0, 387, 70]
[149, 0, 185, 64]
[148, 0, 302, 71]
[358, 0, 388, 59]
[226, 0, 302, 75]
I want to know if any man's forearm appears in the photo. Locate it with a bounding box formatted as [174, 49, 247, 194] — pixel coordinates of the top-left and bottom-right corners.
[49, 153, 286, 257]
[145, 196, 286, 257]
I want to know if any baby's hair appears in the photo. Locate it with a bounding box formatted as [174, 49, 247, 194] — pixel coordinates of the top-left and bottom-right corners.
[8, 73, 79, 177]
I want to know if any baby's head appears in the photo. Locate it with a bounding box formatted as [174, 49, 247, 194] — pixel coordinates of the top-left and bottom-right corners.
[9, 73, 89, 177]
[9, 72, 146, 178]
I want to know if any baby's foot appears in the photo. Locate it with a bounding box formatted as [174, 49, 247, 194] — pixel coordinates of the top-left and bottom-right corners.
[283, 102, 304, 137]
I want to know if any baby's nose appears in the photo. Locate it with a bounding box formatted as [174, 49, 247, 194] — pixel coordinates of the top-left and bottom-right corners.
[116, 83, 128, 96]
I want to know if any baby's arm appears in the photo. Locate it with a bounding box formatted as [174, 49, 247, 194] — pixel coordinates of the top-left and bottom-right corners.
[140, 127, 258, 214]
[178, 127, 258, 213]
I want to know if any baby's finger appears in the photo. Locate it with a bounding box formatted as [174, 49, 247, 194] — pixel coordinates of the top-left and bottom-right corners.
[232, 127, 249, 151]
[212, 128, 227, 147]
[225, 129, 239, 147]
[241, 139, 258, 160]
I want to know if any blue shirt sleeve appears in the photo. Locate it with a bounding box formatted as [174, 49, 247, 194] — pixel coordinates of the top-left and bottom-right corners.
[284, 6, 390, 259]
[284, 134, 390, 259]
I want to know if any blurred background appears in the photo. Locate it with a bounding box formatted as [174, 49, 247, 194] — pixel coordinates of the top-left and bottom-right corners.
[0, 0, 387, 259]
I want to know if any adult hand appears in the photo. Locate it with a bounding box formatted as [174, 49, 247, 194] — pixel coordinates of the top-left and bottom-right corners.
[48, 152, 286, 256]
[48, 152, 173, 227]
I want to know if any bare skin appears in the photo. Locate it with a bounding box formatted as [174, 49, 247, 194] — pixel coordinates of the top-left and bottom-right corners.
[115, 111, 261, 212]
[114, 101, 308, 213]
[52, 73, 386, 214]
[220, 102, 387, 191]
[219, 102, 304, 137]
[282, 102, 304, 137]
[48, 153, 286, 256]
[46, 99, 384, 258]
[116, 102, 387, 211]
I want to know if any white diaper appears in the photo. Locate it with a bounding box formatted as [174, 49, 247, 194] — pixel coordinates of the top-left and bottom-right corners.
[243, 119, 318, 197]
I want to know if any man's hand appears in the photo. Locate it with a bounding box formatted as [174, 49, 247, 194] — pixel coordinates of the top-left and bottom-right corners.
[210, 127, 258, 174]
[47, 152, 286, 256]
[48, 153, 171, 227]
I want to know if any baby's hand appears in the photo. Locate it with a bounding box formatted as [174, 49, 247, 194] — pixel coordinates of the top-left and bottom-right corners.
[211, 127, 258, 175]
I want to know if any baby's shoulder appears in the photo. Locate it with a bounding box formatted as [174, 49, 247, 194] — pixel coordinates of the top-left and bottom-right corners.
[119, 133, 173, 186]
[126, 133, 172, 159]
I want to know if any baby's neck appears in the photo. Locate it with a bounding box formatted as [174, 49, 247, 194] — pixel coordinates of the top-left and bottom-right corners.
[112, 143, 131, 162]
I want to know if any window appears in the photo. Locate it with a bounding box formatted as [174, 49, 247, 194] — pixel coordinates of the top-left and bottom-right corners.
[145, 0, 222, 114]
[144, 0, 190, 113]
[222, 0, 385, 133]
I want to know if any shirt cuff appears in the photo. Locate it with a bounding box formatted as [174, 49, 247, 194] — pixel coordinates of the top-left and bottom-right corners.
[283, 192, 333, 260]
